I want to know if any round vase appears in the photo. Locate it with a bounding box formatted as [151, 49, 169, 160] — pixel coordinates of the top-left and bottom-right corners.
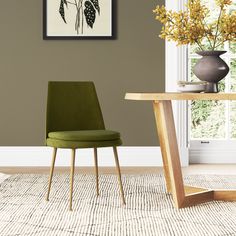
[193, 51, 229, 93]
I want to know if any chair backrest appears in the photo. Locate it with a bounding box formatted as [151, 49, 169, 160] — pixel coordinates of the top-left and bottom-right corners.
[46, 81, 105, 137]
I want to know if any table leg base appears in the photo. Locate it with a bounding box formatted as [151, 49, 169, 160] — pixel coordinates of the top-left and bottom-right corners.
[214, 190, 236, 201]
[174, 185, 236, 208]
[153, 100, 236, 209]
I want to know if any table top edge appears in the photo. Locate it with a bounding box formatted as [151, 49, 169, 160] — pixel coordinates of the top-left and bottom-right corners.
[125, 92, 236, 100]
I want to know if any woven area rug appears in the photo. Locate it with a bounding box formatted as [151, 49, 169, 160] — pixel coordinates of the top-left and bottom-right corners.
[0, 173, 10, 184]
[0, 174, 236, 236]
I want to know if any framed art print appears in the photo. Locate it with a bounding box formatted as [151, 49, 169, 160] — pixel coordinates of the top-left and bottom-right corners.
[43, 0, 114, 39]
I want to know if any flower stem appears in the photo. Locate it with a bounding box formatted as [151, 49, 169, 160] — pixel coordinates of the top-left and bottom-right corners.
[212, 8, 222, 50]
[202, 19, 213, 49]
[81, 0, 84, 34]
[195, 40, 204, 51]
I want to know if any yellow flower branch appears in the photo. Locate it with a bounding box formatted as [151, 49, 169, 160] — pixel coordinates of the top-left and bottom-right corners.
[213, 7, 223, 50]
[153, 0, 236, 51]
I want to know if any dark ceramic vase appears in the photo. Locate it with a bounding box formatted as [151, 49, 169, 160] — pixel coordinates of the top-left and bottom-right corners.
[193, 51, 229, 93]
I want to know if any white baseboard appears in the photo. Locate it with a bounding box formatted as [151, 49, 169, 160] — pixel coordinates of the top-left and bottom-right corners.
[190, 148, 236, 164]
[0, 146, 165, 167]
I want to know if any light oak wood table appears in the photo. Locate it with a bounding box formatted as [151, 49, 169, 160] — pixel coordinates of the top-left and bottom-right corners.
[125, 92, 236, 208]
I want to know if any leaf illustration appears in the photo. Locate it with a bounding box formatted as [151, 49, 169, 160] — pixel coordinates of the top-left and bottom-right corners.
[59, 0, 67, 23]
[63, 0, 68, 7]
[84, 1, 96, 28]
[90, 0, 100, 14]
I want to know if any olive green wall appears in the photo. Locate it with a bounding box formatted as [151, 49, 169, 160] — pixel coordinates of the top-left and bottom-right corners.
[0, 0, 164, 146]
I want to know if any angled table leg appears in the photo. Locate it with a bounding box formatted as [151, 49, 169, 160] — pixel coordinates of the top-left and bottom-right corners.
[153, 100, 185, 208]
[153, 100, 215, 208]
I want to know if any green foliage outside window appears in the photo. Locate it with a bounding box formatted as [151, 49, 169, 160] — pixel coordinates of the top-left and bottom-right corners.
[191, 100, 226, 138]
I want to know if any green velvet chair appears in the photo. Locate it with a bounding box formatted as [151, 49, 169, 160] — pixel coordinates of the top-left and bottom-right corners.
[45, 81, 125, 211]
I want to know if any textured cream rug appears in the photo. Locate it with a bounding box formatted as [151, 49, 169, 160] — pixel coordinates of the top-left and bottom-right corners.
[0, 174, 236, 236]
[0, 173, 10, 183]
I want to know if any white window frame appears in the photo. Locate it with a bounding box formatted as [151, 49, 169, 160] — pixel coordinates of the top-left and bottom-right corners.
[165, 0, 189, 166]
[165, 0, 236, 164]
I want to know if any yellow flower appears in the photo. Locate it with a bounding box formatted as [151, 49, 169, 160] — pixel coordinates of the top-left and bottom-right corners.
[219, 11, 236, 42]
[215, 0, 232, 8]
[153, 0, 235, 50]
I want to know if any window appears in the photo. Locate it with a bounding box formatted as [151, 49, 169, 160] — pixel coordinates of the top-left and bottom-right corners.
[188, 0, 236, 162]
[165, 0, 236, 164]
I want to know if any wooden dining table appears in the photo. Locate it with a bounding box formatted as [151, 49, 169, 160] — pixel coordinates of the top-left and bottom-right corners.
[125, 93, 236, 209]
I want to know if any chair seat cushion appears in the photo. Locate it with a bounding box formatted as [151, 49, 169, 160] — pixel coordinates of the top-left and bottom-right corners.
[48, 130, 120, 142]
[46, 138, 122, 149]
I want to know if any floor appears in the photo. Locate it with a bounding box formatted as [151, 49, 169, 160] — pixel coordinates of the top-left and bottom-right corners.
[0, 164, 236, 175]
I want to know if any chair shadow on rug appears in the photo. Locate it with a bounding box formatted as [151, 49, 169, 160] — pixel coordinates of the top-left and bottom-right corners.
[45, 81, 125, 211]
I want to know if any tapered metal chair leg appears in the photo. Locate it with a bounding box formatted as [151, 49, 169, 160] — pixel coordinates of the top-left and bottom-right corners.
[94, 148, 99, 196]
[69, 149, 76, 211]
[113, 147, 126, 205]
[46, 147, 57, 201]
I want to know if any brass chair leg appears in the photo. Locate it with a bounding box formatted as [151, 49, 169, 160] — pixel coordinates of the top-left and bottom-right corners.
[46, 147, 57, 201]
[70, 149, 76, 211]
[94, 148, 99, 196]
[113, 146, 126, 205]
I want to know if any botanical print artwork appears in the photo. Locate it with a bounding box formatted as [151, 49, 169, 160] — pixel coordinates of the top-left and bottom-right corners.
[44, 0, 112, 38]
[59, 0, 100, 35]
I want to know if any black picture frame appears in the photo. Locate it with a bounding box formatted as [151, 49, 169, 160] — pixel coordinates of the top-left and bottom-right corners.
[43, 0, 116, 40]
